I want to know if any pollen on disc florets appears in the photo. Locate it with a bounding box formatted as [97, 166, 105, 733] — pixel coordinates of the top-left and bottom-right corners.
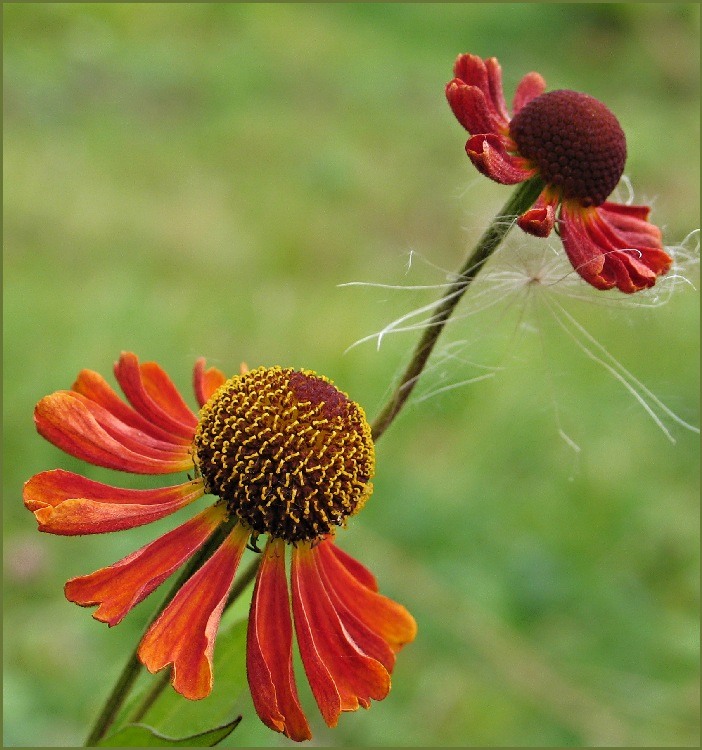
[192, 366, 375, 544]
[509, 89, 627, 207]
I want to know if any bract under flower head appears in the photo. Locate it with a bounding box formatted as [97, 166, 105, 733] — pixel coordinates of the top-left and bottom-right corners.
[24, 352, 416, 742]
[445, 53, 672, 293]
[193, 366, 374, 543]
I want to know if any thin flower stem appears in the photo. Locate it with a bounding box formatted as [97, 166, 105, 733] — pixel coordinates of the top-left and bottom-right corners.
[83, 649, 143, 747]
[84, 517, 238, 746]
[370, 177, 544, 441]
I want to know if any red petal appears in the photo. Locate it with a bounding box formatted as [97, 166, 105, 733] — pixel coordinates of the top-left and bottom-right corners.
[114, 353, 198, 439]
[34, 392, 194, 474]
[512, 71, 547, 115]
[64, 504, 226, 625]
[24, 469, 204, 535]
[598, 202, 666, 252]
[317, 540, 417, 655]
[446, 81, 504, 137]
[193, 358, 227, 408]
[483, 57, 510, 125]
[517, 190, 559, 237]
[138, 523, 250, 700]
[560, 202, 672, 293]
[466, 134, 537, 185]
[247, 538, 311, 742]
[448, 54, 510, 134]
[292, 544, 390, 728]
[73, 369, 191, 446]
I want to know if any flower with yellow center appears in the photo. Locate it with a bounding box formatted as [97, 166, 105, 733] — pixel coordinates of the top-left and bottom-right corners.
[24, 352, 416, 742]
[445, 53, 672, 293]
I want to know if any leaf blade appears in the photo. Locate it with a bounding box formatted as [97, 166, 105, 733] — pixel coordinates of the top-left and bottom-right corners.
[97, 717, 242, 747]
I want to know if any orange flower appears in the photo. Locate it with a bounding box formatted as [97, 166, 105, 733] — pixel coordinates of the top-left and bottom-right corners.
[25, 352, 416, 742]
[446, 53, 672, 293]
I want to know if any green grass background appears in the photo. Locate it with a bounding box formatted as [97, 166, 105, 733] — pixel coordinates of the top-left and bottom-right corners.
[4, 3, 699, 747]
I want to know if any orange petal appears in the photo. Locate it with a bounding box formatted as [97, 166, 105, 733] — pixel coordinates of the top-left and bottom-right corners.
[323, 539, 378, 591]
[64, 504, 227, 625]
[317, 540, 417, 655]
[24, 470, 204, 535]
[192, 358, 227, 408]
[70, 391, 192, 457]
[247, 538, 311, 742]
[292, 544, 390, 728]
[114, 353, 198, 439]
[34, 392, 193, 474]
[138, 523, 250, 700]
[73, 368, 191, 446]
[320, 565, 396, 672]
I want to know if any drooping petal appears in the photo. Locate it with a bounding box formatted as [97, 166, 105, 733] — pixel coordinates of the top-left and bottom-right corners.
[517, 189, 559, 237]
[138, 523, 250, 700]
[114, 353, 198, 440]
[317, 540, 417, 655]
[598, 202, 666, 250]
[324, 540, 379, 591]
[512, 71, 547, 115]
[64, 504, 227, 625]
[247, 538, 312, 742]
[598, 205, 671, 283]
[559, 201, 672, 293]
[317, 556, 396, 673]
[291, 543, 390, 729]
[73, 369, 191, 446]
[193, 358, 227, 408]
[23, 469, 204, 535]
[466, 133, 537, 185]
[34, 392, 194, 474]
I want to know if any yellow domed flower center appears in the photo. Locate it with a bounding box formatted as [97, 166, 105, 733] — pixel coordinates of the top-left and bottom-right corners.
[509, 89, 627, 207]
[192, 366, 375, 544]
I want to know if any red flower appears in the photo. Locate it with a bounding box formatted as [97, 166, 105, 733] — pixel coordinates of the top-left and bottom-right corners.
[25, 352, 416, 742]
[445, 54, 672, 293]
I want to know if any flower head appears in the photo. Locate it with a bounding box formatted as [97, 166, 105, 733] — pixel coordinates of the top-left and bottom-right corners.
[446, 53, 672, 293]
[25, 352, 416, 742]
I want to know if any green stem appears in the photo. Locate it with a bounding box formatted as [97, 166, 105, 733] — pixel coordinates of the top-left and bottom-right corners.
[84, 517, 238, 746]
[370, 177, 544, 441]
[83, 649, 143, 747]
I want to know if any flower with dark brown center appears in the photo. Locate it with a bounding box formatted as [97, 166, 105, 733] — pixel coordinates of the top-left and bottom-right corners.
[445, 53, 672, 293]
[24, 352, 416, 742]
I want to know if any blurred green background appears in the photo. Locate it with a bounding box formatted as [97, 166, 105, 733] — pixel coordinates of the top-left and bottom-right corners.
[4, 3, 699, 747]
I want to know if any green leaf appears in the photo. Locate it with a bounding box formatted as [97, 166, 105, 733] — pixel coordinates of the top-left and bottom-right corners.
[98, 718, 242, 747]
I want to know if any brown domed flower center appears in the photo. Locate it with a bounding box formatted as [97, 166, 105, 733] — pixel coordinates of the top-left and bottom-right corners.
[192, 366, 375, 544]
[509, 89, 627, 207]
